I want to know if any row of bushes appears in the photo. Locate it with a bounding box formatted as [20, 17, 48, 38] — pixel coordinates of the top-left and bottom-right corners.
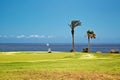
[82, 48, 119, 53]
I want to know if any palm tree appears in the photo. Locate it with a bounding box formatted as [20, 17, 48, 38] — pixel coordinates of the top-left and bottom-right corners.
[87, 30, 96, 53]
[69, 20, 82, 52]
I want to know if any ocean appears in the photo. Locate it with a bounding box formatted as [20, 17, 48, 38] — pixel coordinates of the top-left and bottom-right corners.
[0, 43, 120, 53]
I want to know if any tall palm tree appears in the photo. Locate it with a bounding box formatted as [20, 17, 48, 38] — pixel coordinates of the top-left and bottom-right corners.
[69, 20, 81, 52]
[87, 30, 96, 53]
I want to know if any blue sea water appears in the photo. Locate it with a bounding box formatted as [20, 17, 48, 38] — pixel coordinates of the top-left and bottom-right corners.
[0, 43, 120, 53]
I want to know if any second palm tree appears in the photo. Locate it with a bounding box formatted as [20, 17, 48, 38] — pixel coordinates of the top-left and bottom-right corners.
[87, 30, 96, 53]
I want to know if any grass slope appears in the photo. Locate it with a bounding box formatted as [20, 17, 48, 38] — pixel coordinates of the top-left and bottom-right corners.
[0, 52, 120, 80]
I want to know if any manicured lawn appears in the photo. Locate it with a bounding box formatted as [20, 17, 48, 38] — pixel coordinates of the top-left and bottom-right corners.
[0, 52, 120, 80]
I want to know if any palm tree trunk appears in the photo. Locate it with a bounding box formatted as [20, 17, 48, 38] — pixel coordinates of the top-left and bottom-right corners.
[88, 37, 90, 53]
[71, 29, 75, 52]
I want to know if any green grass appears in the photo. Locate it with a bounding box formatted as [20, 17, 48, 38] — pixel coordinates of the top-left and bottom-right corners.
[0, 52, 120, 80]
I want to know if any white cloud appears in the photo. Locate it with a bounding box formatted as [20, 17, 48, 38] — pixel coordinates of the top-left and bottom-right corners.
[40, 35, 45, 38]
[0, 35, 56, 39]
[47, 35, 55, 38]
[1, 35, 8, 38]
[28, 35, 39, 38]
[16, 35, 26, 38]
[27, 35, 45, 38]
[4, 35, 7, 37]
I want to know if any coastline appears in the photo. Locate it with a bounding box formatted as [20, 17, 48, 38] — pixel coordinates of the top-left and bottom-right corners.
[0, 43, 120, 53]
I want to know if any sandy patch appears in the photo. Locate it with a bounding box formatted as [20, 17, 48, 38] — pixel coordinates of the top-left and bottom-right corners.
[1, 70, 119, 80]
[2, 52, 20, 55]
[80, 54, 96, 59]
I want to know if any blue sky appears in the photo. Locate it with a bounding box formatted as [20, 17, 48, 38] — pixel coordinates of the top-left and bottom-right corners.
[0, 0, 120, 43]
